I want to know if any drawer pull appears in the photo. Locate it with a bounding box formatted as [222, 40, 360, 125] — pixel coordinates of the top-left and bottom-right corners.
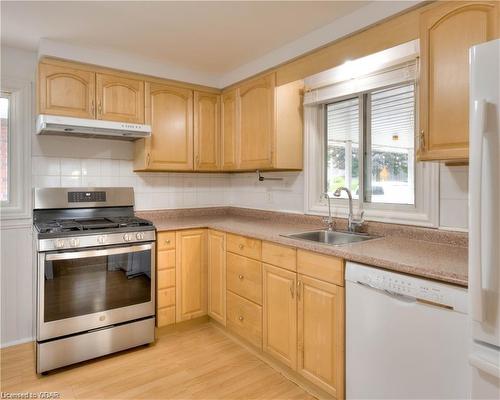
[238, 244, 244, 250]
[238, 274, 244, 280]
[238, 315, 244, 321]
[165, 239, 171, 245]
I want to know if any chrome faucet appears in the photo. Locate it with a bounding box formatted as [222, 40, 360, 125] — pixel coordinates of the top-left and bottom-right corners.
[322, 192, 335, 231]
[333, 187, 365, 232]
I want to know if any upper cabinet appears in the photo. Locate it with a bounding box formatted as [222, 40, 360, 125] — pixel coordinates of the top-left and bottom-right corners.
[238, 73, 275, 170]
[221, 90, 238, 171]
[223, 73, 304, 171]
[135, 83, 193, 171]
[96, 73, 144, 123]
[418, 1, 499, 162]
[38, 63, 96, 119]
[194, 91, 221, 171]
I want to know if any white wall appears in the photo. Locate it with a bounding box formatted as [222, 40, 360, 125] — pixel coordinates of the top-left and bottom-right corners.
[439, 164, 469, 230]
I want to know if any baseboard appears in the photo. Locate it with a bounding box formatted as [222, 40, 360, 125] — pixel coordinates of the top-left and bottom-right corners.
[0, 336, 34, 349]
[209, 319, 335, 400]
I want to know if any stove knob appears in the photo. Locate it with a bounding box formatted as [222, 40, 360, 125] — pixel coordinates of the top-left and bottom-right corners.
[123, 233, 131, 242]
[70, 238, 80, 247]
[97, 235, 107, 244]
[136, 232, 145, 240]
[55, 239, 65, 249]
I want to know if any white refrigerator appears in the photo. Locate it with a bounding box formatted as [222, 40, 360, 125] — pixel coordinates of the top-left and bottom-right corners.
[469, 38, 500, 399]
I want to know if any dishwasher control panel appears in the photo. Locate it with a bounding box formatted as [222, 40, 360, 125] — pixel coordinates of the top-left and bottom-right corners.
[345, 262, 467, 313]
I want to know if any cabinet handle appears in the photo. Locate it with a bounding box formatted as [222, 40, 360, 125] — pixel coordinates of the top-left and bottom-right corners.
[98, 102, 102, 116]
[146, 153, 151, 166]
[290, 281, 295, 299]
[238, 244, 244, 250]
[238, 315, 244, 321]
[419, 129, 425, 150]
[238, 274, 244, 280]
[91, 99, 95, 116]
[297, 280, 302, 301]
[195, 155, 199, 166]
[164, 239, 170, 245]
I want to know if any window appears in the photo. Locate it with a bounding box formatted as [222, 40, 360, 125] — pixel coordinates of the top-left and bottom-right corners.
[326, 83, 415, 205]
[1, 93, 10, 203]
[304, 40, 439, 227]
[0, 78, 31, 220]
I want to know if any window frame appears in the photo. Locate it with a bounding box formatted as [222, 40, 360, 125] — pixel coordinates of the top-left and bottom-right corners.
[0, 77, 32, 221]
[304, 73, 439, 227]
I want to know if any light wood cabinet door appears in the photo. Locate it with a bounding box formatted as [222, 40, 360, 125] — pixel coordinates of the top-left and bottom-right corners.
[221, 90, 238, 170]
[238, 73, 275, 169]
[297, 274, 344, 399]
[263, 264, 297, 370]
[418, 1, 499, 161]
[38, 63, 95, 119]
[96, 73, 145, 123]
[194, 92, 221, 171]
[146, 82, 194, 171]
[175, 229, 207, 322]
[207, 230, 226, 325]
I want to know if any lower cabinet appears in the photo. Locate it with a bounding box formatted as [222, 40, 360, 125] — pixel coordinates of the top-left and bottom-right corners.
[156, 232, 176, 327]
[226, 290, 263, 349]
[263, 263, 297, 370]
[207, 230, 226, 325]
[175, 229, 208, 322]
[297, 274, 345, 399]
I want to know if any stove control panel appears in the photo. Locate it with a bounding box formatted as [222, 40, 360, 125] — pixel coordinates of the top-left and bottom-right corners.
[38, 230, 156, 252]
[68, 191, 106, 203]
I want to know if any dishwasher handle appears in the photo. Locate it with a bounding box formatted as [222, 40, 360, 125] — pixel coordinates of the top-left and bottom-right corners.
[357, 281, 417, 304]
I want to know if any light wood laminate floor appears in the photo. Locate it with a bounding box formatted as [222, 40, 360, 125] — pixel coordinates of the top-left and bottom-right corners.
[0, 322, 314, 399]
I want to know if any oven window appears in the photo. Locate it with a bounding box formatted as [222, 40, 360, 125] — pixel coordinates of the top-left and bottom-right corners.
[44, 249, 151, 322]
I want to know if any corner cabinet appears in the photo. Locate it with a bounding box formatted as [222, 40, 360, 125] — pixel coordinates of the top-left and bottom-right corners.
[207, 230, 226, 325]
[194, 92, 221, 171]
[38, 63, 96, 119]
[221, 90, 238, 170]
[175, 229, 208, 322]
[418, 1, 499, 162]
[134, 83, 194, 171]
[228, 73, 304, 171]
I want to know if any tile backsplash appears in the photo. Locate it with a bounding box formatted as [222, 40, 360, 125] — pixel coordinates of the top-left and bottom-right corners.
[32, 156, 231, 210]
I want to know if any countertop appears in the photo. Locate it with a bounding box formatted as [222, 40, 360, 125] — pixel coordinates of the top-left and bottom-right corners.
[140, 211, 468, 287]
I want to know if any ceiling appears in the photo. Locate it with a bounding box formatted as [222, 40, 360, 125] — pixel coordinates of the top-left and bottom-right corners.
[2, 1, 371, 78]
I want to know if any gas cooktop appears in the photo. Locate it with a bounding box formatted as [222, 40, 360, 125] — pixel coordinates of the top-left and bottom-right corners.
[34, 216, 153, 234]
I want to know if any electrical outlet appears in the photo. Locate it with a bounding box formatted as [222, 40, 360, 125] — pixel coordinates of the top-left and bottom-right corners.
[266, 191, 273, 202]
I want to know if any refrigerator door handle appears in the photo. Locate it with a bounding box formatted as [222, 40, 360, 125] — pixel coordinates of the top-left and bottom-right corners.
[469, 352, 500, 379]
[470, 99, 487, 323]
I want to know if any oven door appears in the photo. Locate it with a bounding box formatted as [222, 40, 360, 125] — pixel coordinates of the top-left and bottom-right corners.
[37, 242, 155, 341]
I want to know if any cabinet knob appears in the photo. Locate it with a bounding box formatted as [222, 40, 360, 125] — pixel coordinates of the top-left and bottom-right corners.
[165, 239, 170, 245]
[238, 315, 244, 321]
[238, 244, 244, 250]
[238, 274, 244, 280]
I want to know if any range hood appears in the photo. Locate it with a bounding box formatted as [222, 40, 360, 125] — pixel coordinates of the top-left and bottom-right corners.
[36, 115, 151, 141]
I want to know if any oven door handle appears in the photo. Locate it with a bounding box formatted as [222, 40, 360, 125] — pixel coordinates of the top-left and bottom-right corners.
[45, 243, 153, 261]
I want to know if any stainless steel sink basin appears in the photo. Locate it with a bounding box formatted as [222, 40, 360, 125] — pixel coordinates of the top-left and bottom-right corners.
[283, 230, 376, 246]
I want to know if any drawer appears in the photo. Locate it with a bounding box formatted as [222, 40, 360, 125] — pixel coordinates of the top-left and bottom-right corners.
[226, 291, 262, 349]
[157, 306, 175, 327]
[227, 233, 261, 260]
[157, 232, 175, 251]
[157, 268, 175, 289]
[262, 241, 297, 271]
[157, 249, 175, 270]
[297, 250, 344, 286]
[157, 287, 175, 308]
[227, 252, 262, 304]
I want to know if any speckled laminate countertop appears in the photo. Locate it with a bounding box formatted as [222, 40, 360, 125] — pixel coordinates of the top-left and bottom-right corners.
[138, 209, 468, 287]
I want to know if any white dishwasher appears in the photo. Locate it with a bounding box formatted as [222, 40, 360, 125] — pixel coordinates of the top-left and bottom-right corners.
[346, 262, 469, 400]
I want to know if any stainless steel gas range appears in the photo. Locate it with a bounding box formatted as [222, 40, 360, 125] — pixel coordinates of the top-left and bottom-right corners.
[33, 187, 156, 373]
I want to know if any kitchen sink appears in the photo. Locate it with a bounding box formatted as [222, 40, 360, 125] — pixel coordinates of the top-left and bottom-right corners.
[283, 230, 376, 246]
